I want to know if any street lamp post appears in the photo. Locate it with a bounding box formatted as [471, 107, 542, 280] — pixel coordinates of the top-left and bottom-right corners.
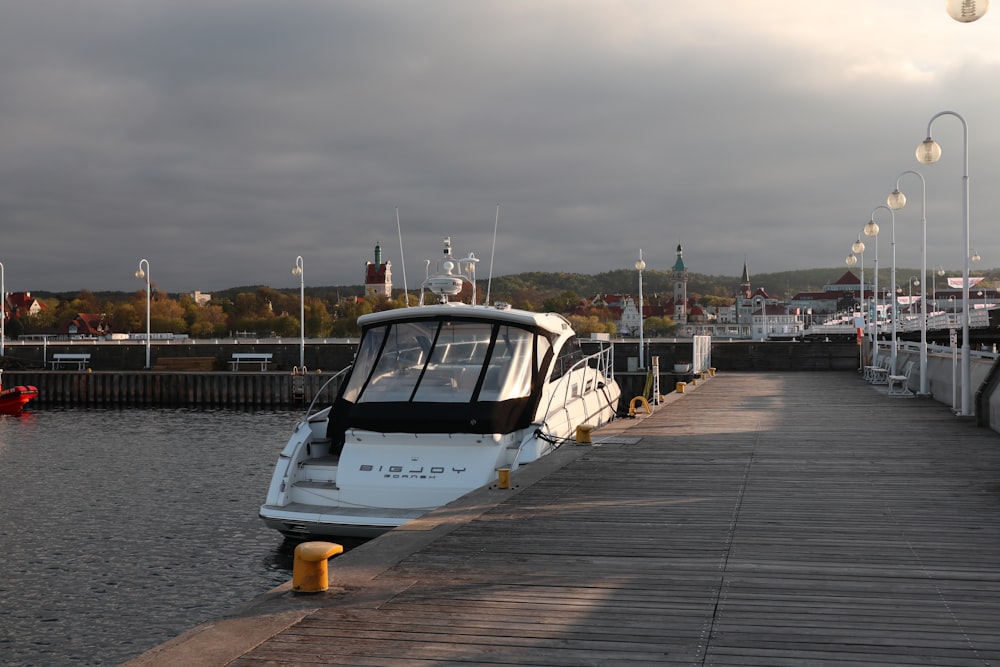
[293, 256, 305, 369]
[908, 277, 921, 333]
[851, 234, 867, 359]
[846, 249, 864, 371]
[635, 250, 646, 370]
[933, 266, 945, 310]
[887, 171, 929, 395]
[868, 206, 896, 373]
[761, 297, 767, 340]
[917, 110, 972, 415]
[896, 286, 904, 329]
[135, 259, 151, 369]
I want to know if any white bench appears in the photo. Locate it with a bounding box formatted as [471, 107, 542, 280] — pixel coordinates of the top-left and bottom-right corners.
[49, 353, 91, 370]
[887, 361, 915, 397]
[229, 352, 273, 371]
[865, 357, 891, 385]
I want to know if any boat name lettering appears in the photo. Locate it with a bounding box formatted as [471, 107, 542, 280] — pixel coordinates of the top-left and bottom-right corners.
[357, 464, 465, 479]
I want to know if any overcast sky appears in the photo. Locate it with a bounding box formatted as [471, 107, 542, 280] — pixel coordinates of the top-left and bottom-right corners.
[2, 1, 999, 294]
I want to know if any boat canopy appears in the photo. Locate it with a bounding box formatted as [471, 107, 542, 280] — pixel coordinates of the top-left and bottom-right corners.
[329, 315, 558, 437]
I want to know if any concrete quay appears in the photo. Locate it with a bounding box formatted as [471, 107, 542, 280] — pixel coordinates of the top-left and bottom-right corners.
[125, 370, 1000, 666]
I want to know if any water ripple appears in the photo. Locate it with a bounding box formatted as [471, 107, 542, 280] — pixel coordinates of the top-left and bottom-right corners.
[0, 407, 353, 666]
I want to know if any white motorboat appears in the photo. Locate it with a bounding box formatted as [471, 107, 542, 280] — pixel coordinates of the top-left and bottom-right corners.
[260, 238, 621, 538]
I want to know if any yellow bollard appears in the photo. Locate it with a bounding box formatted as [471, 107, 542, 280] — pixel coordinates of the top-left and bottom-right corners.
[628, 396, 652, 416]
[576, 424, 594, 444]
[676, 382, 686, 393]
[497, 468, 510, 489]
[292, 541, 344, 593]
[709, 367, 716, 377]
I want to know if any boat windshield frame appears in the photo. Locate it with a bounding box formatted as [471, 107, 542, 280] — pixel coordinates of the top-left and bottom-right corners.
[344, 316, 553, 405]
[328, 314, 559, 436]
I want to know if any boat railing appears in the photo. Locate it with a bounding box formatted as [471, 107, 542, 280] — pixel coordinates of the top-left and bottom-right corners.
[302, 365, 351, 418]
[540, 341, 617, 434]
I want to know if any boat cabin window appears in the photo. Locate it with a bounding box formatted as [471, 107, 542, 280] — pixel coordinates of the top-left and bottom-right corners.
[342, 319, 544, 404]
[550, 337, 584, 381]
[483, 326, 534, 401]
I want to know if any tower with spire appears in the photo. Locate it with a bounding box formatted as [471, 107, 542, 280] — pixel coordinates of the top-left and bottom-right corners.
[739, 258, 752, 299]
[736, 257, 754, 335]
[364, 242, 393, 298]
[672, 244, 688, 325]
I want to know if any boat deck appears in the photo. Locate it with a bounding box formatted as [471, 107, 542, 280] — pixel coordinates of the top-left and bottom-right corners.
[128, 371, 1000, 666]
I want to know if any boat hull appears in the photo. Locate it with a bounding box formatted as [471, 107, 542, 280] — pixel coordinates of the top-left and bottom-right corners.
[259, 377, 620, 539]
[0, 386, 38, 414]
[259, 504, 424, 538]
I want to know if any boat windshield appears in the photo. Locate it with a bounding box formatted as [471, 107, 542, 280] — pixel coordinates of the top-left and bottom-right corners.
[342, 319, 540, 404]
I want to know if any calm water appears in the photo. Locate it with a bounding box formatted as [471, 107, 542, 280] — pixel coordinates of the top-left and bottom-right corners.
[0, 407, 361, 666]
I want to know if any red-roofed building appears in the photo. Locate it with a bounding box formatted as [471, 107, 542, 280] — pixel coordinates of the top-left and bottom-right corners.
[66, 313, 109, 339]
[364, 242, 392, 298]
[5, 292, 48, 321]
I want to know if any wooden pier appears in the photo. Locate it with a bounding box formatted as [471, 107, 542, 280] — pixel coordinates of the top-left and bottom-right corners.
[127, 371, 1000, 666]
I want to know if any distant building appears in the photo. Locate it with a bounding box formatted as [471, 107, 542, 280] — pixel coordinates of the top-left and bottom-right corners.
[65, 313, 110, 339]
[599, 244, 729, 337]
[619, 296, 640, 336]
[750, 295, 804, 340]
[599, 250, 834, 340]
[733, 261, 806, 340]
[672, 245, 689, 326]
[734, 260, 755, 333]
[788, 270, 884, 320]
[190, 290, 212, 306]
[5, 292, 48, 321]
[364, 242, 392, 298]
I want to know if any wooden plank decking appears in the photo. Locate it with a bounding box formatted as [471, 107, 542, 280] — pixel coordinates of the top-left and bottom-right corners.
[135, 371, 1000, 666]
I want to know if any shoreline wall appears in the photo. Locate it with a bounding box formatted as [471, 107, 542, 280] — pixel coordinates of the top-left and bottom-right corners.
[2, 339, 862, 409]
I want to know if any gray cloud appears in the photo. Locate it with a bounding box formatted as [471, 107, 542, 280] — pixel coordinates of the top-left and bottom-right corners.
[1, 1, 998, 294]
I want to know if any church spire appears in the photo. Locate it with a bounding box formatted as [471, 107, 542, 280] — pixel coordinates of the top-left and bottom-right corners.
[672, 244, 686, 272]
[740, 256, 751, 298]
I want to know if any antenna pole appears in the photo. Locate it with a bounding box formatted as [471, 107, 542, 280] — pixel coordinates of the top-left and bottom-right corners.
[486, 203, 499, 306]
[396, 207, 409, 306]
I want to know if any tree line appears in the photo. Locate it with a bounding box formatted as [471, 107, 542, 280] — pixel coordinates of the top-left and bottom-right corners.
[12, 265, 991, 339]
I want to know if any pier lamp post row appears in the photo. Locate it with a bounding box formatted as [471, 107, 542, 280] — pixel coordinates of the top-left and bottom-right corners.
[863, 218, 880, 366]
[886, 170, 929, 396]
[135, 259, 151, 370]
[874, 206, 897, 375]
[293, 256, 305, 369]
[865, 207, 897, 373]
[917, 111, 972, 416]
[635, 250, 645, 370]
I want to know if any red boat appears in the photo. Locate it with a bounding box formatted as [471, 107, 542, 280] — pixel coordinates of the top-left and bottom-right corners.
[0, 370, 38, 414]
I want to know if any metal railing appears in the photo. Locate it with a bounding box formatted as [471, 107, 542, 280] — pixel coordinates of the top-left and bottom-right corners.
[540, 341, 617, 432]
